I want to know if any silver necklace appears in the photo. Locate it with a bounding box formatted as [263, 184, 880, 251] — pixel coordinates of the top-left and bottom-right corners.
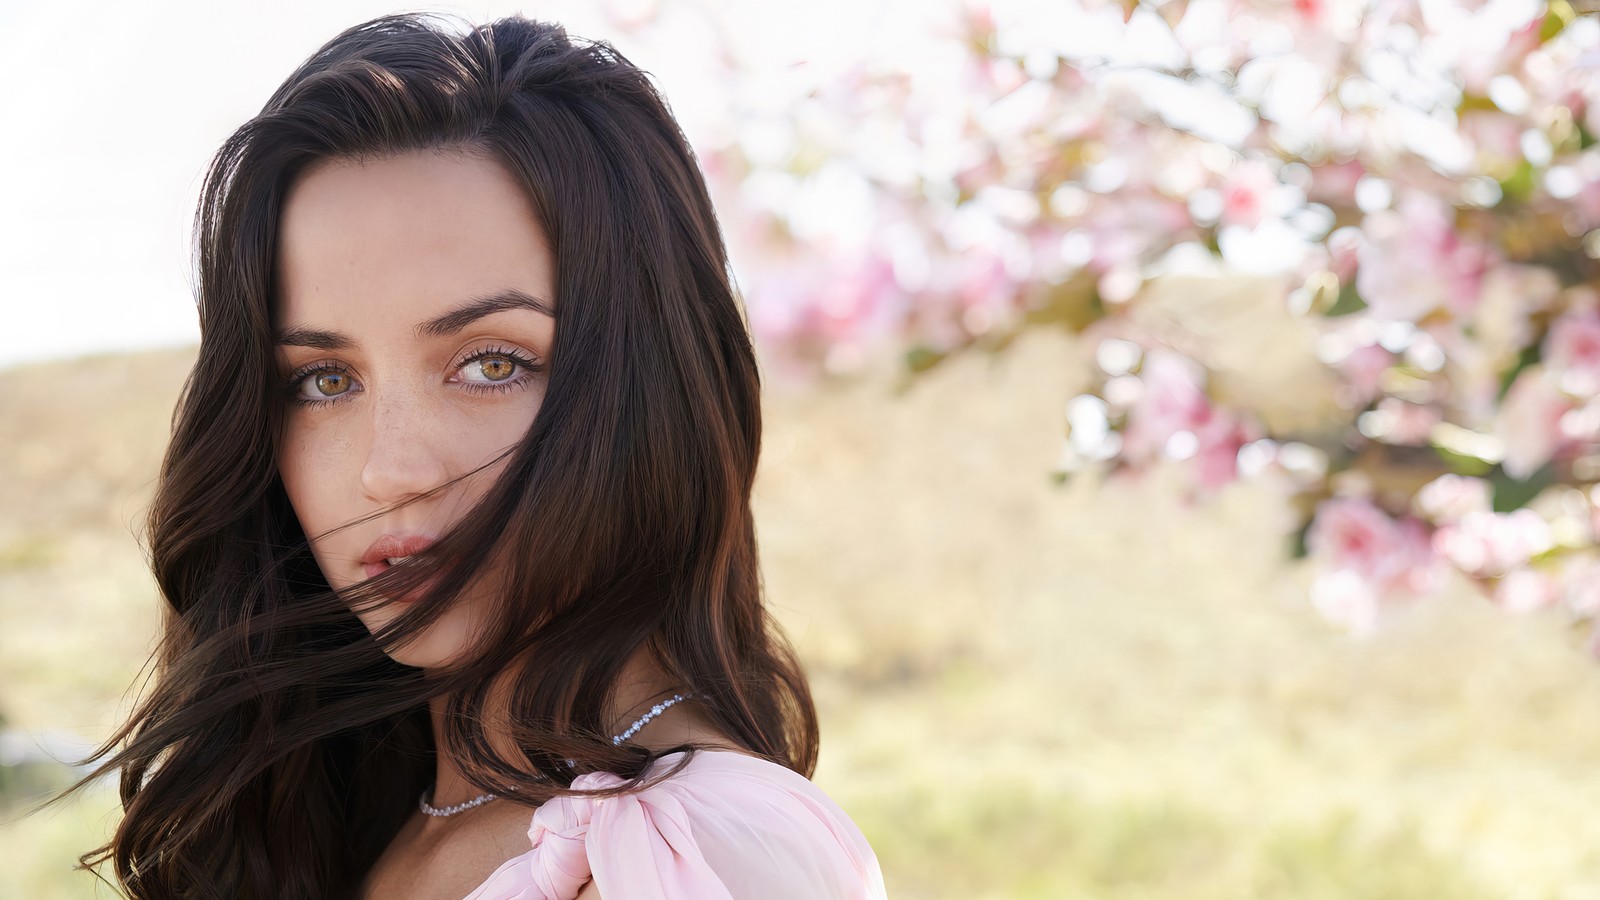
[418, 692, 693, 817]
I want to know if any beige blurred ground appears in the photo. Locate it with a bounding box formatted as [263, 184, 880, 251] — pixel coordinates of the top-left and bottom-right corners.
[4, 329, 1600, 898]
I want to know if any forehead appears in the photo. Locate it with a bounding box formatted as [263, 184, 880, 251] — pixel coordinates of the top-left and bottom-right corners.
[274, 150, 554, 326]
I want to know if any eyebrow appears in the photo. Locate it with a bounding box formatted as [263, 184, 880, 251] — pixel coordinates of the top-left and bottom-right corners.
[417, 290, 556, 338]
[273, 289, 555, 349]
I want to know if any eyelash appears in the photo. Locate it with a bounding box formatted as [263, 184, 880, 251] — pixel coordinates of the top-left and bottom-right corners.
[282, 345, 544, 409]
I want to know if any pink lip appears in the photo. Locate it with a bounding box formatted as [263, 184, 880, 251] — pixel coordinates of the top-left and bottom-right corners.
[360, 532, 439, 581]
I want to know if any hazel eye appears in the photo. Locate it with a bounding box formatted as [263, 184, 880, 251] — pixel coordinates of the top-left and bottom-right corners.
[313, 372, 353, 396]
[471, 357, 517, 382]
[282, 361, 361, 408]
[453, 347, 543, 389]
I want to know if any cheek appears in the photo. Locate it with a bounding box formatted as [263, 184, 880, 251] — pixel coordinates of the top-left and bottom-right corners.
[466, 396, 542, 446]
[464, 393, 539, 470]
[277, 425, 349, 577]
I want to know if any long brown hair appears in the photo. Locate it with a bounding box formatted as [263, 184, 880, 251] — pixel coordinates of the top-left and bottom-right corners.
[49, 12, 816, 898]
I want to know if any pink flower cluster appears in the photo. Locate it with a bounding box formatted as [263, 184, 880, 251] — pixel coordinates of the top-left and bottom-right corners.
[1305, 498, 1444, 633]
[1116, 349, 1257, 493]
[604, 0, 1600, 649]
[1306, 480, 1600, 638]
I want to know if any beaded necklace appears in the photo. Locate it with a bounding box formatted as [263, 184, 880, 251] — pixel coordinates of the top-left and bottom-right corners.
[418, 692, 692, 817]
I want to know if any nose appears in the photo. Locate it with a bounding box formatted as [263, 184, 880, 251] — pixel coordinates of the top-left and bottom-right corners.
[358, 386, 453, 508]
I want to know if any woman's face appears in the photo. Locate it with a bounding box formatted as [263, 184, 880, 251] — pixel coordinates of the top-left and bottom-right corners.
[273, 149, 555, 669]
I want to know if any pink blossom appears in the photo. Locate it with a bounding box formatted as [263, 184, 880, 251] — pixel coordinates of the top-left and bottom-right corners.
[1389, 516, 1447, 596]
[1463, 14, 1546, 95]
[1109, 347, 1255, 493]
[1293, 0, 1325, 23]
[814, 252, 903, 345]
[954, 254, 1018, 320]
[1413, 474, 1492, 524]
[1558, 556, 1600, 618]
[1084, 192, 1194, 275]
[1310, 569, 1382, 634]
[1307, 498, 1439, 594]
[1120, 349, 1211, 464]
[1219, 161, 1278, 229]
[1370, 396, 1442, 446]
[1190, 408, 1254, 491]
[1323, 226, 1362, 284]
[1306, 498, 1443, 630]
[1567, 191, 1600, 241]
[1335, 342, 1394, 409]
[1494, 567, 1561, 614]
[1356, 193, 1492, 323]
[1307, 161, 1365, 208]
[1495, 366, 1576, 480]
[742, 246, 908, 379]
[1459, 110, 1525, 170]
[1544, 311, 1600, 399]
[1433, 509, 1555, 578]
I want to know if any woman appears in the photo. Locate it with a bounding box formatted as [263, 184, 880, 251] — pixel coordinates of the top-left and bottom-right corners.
[60, 12, 886, 899]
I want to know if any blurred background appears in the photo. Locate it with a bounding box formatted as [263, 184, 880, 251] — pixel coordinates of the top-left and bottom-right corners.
[6, 0, 1600, 897]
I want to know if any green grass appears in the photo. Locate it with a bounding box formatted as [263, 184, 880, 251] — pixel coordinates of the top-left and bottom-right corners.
[0, 533, 60, 571]
[845, 779, 1499, 900]
[1, 788, 121, 899]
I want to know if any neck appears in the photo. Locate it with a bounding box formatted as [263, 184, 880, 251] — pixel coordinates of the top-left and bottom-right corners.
[421, 647, 696, 814]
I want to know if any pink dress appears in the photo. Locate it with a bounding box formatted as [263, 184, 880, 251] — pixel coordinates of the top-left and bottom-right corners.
[461, 749, 888, 899]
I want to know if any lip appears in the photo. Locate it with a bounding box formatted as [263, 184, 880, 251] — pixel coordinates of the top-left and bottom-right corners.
[360, 532, 439, 581]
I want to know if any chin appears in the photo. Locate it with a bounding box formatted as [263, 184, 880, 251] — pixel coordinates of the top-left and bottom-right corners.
[355, 610, 473, 671]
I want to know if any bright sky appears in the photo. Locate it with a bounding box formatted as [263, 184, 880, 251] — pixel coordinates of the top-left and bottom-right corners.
[0, 0, 953, 372]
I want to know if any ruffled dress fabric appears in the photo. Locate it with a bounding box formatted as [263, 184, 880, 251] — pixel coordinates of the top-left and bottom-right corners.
[461, 749, 887, 900]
